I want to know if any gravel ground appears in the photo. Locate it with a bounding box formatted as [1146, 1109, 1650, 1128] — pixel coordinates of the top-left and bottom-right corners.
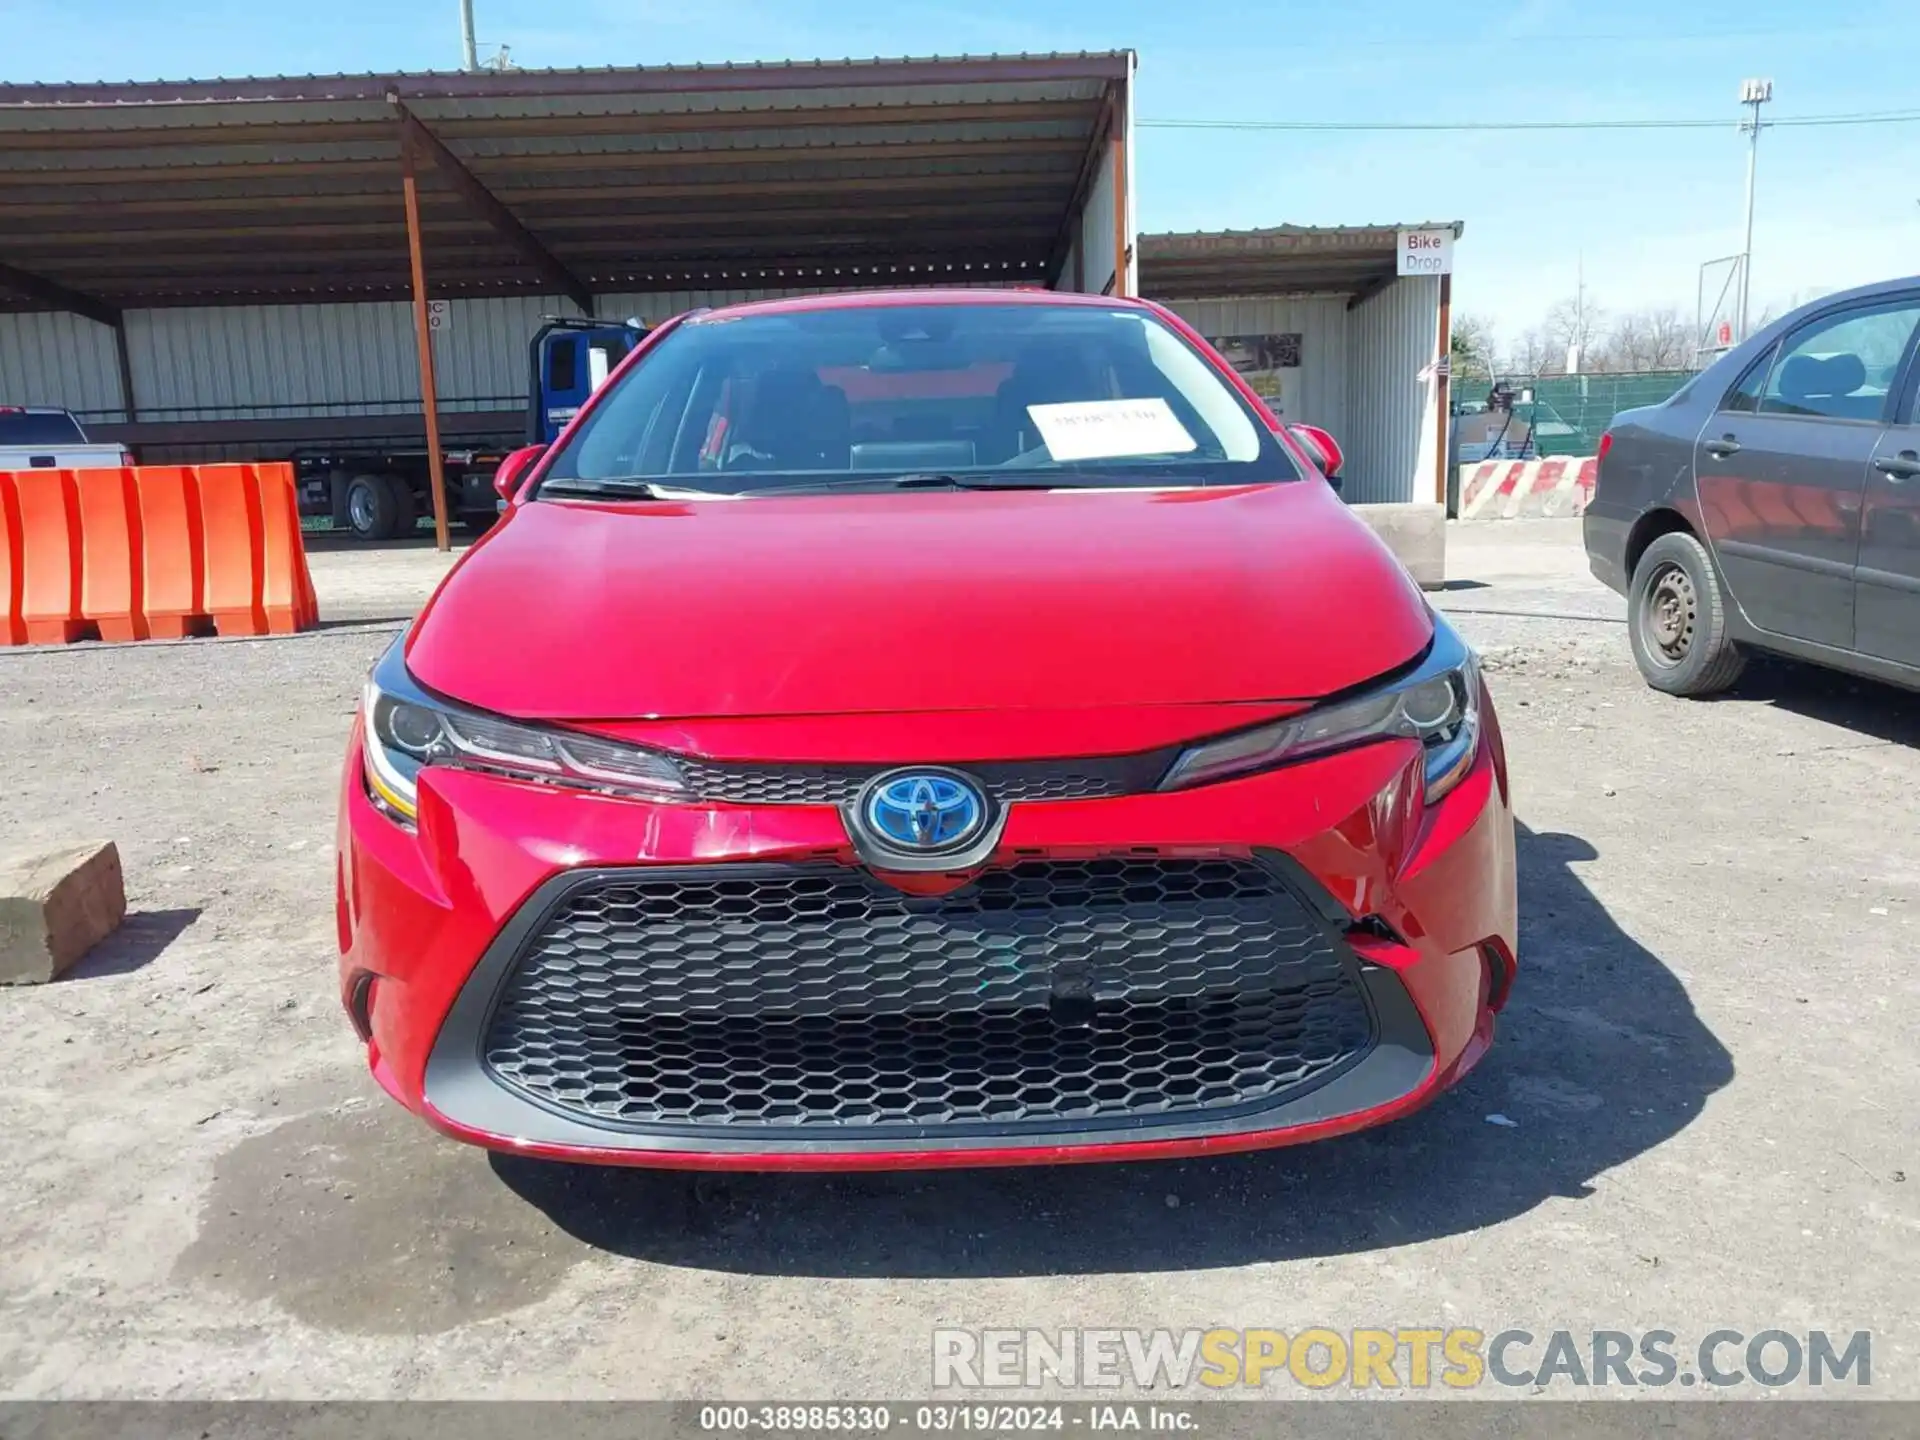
[0, 518, 1914, 1399]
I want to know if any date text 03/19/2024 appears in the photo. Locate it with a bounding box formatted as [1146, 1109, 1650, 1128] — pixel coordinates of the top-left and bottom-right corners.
[696, 1405, 1199, 1433]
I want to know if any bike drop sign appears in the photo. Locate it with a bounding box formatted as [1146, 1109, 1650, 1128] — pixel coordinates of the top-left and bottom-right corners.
[1396, 228, 1455, 276]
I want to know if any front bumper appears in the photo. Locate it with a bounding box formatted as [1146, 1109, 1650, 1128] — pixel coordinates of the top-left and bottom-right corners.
[336, 698, 1517, 1170]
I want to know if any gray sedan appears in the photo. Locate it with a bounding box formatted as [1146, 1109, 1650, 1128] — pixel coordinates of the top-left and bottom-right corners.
[1585, 275, 1920, 695]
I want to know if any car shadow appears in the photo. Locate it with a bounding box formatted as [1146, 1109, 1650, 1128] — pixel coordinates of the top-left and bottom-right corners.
[311, 614, 418, 632]
[1729, 654, 1920, 748]
[491, 821, 1732, 1277]
[66, 907, 202, 979]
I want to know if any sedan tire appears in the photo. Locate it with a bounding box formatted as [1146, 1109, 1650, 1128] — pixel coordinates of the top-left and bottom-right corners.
[1628, 531, 1746, 697]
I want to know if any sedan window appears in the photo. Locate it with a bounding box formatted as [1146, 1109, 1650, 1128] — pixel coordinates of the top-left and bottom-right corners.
[1757, 299, 1920, 423]
[544, 302, 1301, 495]
[1721, 346, 1775, 414]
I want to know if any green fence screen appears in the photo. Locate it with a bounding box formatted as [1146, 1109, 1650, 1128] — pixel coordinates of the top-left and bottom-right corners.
[1518, 370, 1696, 456]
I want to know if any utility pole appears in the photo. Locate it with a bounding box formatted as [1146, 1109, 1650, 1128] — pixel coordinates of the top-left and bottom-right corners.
[1565, 252, 1586, 375]
[1575, 252, 1584, 370]
[1737, 77, 1773, 341]
[459, 0, 479, 71]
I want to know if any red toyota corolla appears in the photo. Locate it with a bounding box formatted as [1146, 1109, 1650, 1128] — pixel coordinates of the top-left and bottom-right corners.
[336, 289, 1517, 1172]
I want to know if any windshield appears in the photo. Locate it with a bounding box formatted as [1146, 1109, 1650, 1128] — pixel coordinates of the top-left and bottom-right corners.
[0, 410, 87, 446]
[537, 301, 1301, 495]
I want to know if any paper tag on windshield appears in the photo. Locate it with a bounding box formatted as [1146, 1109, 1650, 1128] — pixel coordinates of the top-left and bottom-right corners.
[1026, 398, 1198, 462]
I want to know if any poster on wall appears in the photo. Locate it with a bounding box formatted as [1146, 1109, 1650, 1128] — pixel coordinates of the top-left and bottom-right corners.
[1207, 333, 1302, 415]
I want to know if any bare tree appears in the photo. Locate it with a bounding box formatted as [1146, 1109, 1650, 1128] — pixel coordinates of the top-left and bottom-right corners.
[1450, 313, 1497, 385]
[1504, 327, 1558, 379]
[1599, 306, 1693, 371]
[1755, 289, 1829, 330]
[1542, 293, 1608, 371]
[1506, 295, 1724, 377]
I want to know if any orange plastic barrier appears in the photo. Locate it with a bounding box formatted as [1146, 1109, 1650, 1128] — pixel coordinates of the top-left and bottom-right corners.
[0, 474, 24, 647]
[75, 467, 148, 641]
[13, 469, 85, 644]
[256, 463, 319, 632]
[197, 464, 269, 636]
[136, 466, 207, 639]
[0, 462, 319, 646]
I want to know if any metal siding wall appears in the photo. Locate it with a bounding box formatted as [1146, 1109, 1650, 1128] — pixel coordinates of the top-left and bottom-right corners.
[1343, 277, 1438, 506]
[1079, 149, 1118, 296]
[19, 277, 1070, 434]
[1057, 232, 1082, 293]
[597, 282, 1006, 320]
[126, 303, 419, 420]
[597, 287, 802, 321]
[437, 293, 560, 413]
[120, 297, 566, 420]
[1160, 295, 1350, 439]
[0, 311, 125, 421]
[1123, 59, 1138, 297]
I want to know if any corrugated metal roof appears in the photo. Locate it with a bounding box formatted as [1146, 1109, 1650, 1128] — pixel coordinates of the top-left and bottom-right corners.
[0, 54, 1128, 311]
[1138, 224, 1464, 301]
[0, 55, 1130, 105]
[1141, 223, 1465, 250]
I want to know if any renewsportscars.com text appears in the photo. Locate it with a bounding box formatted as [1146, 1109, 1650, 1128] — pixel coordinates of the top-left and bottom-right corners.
[931, 1327, 1871, 1392]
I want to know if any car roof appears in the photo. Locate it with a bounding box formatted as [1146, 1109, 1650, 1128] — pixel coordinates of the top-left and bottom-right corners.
[1717, 274, 1920, 365]
[690, 287, 1154, 321]
[1771, 274, 1920, 325]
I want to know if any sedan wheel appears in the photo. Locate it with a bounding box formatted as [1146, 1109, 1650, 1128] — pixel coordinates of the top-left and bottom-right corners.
[1643, 561, 1696, 666]
[1627, 531, 1746, 697]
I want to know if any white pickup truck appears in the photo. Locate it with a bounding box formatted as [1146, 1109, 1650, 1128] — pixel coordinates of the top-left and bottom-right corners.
[0, 406, 133, 471]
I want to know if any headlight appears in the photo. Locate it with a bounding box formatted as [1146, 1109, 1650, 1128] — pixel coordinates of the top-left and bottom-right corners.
[359, 636, 689, 823]
[1159, 616, 1482, 803]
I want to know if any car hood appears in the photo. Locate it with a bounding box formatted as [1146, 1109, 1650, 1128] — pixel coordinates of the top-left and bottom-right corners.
[405, 483, 1432, 721]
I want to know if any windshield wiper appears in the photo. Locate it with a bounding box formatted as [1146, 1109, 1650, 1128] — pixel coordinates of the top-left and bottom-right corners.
[546, 471, 1204, 500]
[895, 473, 1075, 490]
[754, 472, 1176, 497]
[540, 477, 740, 500]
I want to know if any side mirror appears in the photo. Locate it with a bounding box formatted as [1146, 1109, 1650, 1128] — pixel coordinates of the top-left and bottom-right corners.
[1287, 423, 1344, 482]
[493, 444, 546, 503]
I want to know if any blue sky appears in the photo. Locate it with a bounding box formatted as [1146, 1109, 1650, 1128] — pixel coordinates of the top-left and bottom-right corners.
[3, 0, 1915, 350]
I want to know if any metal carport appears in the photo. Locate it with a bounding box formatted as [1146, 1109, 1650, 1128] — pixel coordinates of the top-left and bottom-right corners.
[1141, 224, 1460, 511]
[0, 54, 1136, 544]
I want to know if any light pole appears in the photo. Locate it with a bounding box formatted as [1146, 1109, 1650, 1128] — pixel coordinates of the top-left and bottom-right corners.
[459, 0, 479, 71]
[1737, 77, 1773, 341]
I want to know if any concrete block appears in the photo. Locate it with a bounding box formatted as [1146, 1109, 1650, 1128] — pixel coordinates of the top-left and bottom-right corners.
[1350, 502, 1447, 589]
[0, 842, 126, 985]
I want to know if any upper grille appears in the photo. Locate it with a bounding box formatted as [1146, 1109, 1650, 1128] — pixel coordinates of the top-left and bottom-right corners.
[482, 859, 1376, 1136]
[671, 754, 1167, 807]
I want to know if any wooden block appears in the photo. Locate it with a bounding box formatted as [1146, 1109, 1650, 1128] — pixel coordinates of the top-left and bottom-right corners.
[0, 843, 126, 985]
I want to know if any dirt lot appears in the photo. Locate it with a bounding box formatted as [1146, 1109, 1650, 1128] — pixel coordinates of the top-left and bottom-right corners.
[1, 519, 1915, 1398]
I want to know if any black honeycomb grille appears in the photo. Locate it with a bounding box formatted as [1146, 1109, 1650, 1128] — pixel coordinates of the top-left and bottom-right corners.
[482, 859, 1376, 1135]
[671, 756, 1163, 807]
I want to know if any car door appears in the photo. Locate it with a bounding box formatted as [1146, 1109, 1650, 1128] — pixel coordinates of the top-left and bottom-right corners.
[1857, 328, 1920, 667]
[1693, 295, 1920, 649]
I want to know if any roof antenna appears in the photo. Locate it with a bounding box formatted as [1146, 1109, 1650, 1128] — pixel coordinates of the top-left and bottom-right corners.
[459, 0, 479, 71]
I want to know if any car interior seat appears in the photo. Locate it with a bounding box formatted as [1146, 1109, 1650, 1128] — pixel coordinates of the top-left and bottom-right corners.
[985, 345, 1105, 463]
[1775, 352, 1875, 420]
[730, 370, 852, 470]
